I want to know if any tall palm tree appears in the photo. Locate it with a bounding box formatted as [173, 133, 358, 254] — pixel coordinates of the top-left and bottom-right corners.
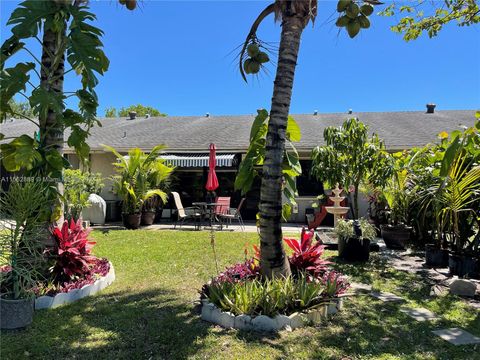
[240, 1, 379, 278]
[238, 1, 318, 278]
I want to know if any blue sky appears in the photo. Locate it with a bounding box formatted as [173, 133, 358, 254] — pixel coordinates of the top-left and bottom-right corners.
[1, 0, 479, 117]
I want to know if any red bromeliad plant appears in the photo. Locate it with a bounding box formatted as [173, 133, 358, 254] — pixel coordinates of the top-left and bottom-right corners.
[284, 228, 331, 278]
[50, 219, 97, 281]
[321, 270, 350, 297]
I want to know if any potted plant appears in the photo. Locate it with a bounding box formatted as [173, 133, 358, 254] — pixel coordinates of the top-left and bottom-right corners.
[335, 218, 377, 262]
[141, 196, 159, 225]
[0, 182, 49, 329]
[380, 163, 413, 250]
[434, 135, 480, 276]
[143, 159, 175, 225]
[105, 145, 171, 229]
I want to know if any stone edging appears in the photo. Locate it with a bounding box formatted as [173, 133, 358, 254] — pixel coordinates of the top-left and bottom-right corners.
[35, 263, 115, 310]
[201, 297, 343, 332]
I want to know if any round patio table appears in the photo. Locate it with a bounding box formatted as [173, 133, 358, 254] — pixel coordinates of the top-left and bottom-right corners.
[193, 202, 221, 228]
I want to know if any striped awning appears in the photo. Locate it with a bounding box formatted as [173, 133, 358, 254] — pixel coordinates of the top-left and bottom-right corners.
[160, 153, 236, 168]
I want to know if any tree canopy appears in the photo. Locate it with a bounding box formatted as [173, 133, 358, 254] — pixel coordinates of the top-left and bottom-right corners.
[104, 104, 166, 118]
[380, 0, 480, 41]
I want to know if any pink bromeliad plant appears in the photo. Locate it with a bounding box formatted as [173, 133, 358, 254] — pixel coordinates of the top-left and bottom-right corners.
[50, 219, 97, 281]
[284, 228, 331, 278]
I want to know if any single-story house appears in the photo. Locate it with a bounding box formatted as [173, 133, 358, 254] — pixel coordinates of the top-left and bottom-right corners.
[1, 106, 476, 222]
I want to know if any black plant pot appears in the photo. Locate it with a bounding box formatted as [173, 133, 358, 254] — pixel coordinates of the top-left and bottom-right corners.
[448, 253, 479, 278]
[141, 211, 156, 226]
[425, 244, 449, 268]
[1, 298, 34, 329]
[122, 213, 141, 229]
[380, 224, 411, 250]
[339, 237, 370, 262]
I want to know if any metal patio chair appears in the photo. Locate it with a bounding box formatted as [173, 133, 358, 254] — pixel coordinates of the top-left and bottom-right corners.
[171, 192, 202, 230]
[219, 198, 246, 231]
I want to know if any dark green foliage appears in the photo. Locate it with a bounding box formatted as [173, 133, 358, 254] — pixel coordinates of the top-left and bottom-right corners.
[0, 0, 109, 171]
[0, 181, 51, 299]
[311, 118, 393, 219]
[234, 109, 302, 220]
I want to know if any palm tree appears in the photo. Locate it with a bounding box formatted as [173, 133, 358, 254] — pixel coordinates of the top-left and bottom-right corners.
[104, 145, 170, 216]
[239, 1, 380, 278]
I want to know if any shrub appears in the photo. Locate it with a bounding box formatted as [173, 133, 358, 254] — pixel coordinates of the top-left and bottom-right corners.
[206, 271, 344, 317]
[0, 181, 51, 299]
[63, 169, 104, 220]
[50, 219, 97, 281]
[322, 270, 350, 297]
[212, 258, 260, 284]
[334, 218, 377, 241]
[284, 229, 331, 277]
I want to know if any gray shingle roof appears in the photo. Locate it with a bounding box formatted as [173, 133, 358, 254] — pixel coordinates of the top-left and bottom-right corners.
[1, 110, 476, 153]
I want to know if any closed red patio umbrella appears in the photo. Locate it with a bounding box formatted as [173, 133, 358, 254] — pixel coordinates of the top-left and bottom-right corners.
[205, 143, 219, 192]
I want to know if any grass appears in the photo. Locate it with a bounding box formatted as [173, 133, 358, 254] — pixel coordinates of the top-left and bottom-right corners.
[1, 229, 479, 359]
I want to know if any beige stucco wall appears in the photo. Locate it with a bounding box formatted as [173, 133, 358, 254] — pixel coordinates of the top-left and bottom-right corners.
[89, 153, 118, 201]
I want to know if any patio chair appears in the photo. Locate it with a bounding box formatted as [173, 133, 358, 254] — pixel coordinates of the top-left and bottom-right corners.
[213, 197, 231, 229]
[171, 192, 202, 229]
[219, 198, 245, 231]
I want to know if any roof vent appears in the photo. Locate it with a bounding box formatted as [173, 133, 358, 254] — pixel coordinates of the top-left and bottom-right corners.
[426, 103, 436, 114]
[145, 113, 150, 119]
[128, 111, 137, 120]
[313, 110, 318, 115]
[348, 109, 353, 114]
[205, 112, 210, 118]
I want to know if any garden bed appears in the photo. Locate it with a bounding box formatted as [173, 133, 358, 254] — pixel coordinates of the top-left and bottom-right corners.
[201, 297, 343, 332]
[35, 260, 115, 310]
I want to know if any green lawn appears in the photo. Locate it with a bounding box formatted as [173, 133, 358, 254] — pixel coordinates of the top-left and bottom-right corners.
[1, 230, 479, 360]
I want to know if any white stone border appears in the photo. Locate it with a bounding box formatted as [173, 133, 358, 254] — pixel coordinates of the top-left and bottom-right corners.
[35, 263, 115, 310]
[201, 297, 343, 332]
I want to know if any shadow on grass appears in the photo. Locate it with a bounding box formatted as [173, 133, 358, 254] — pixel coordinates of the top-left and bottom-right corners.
[1, 288, 220, 359]
[231, 295, 480, 359]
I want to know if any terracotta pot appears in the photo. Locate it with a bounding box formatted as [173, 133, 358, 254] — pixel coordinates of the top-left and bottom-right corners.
[449, 253, 479, 278]
[425, 244, 449, 268]
[122, 213, 141, 229]
[1, 297, 34, 329]
[141, 211, 156, 226]
[380, 224, 411, 250]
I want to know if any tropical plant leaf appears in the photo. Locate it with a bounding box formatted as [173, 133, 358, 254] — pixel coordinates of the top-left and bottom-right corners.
[286, 115, 301, 142]
[0, 36, 25, 70]
[0, 62, 35, 120]
[249, 109, 268, 142]
[7, 0, 57, 39]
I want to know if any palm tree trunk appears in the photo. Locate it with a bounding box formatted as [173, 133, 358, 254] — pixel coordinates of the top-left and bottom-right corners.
[259, 14, 305, 279]
[40, 26, 66, 228]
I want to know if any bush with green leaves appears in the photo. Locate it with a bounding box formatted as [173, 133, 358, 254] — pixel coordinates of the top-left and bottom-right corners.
[414, 119, 480, 253]
[206, 270, 348, 317]
[311, 118, 393, 219]
[105, 145, 174, 215]
[0, 181, 51, 299]
[63, 169, 104, 220]
[334, 218, 377, 242]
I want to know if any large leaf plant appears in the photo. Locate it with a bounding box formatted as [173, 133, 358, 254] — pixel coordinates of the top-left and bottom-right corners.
[105, 145, 173, 215]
